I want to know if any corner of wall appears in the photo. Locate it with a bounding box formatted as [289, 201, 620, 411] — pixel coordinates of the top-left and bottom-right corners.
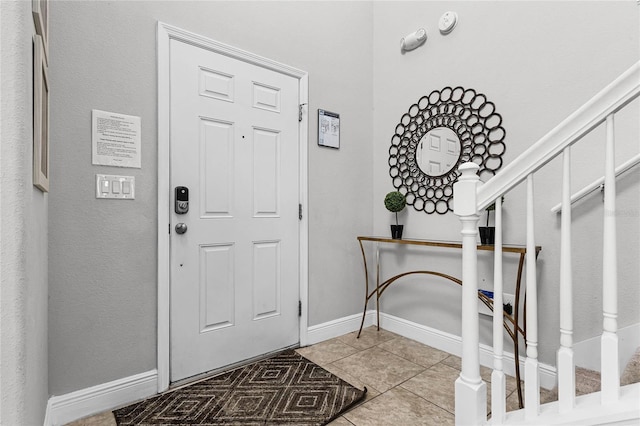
[0, 1, 49, 424]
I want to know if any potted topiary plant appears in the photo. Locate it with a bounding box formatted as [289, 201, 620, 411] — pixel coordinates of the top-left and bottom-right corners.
[479, 197, 504, 245]
[384, 191, 406, 239]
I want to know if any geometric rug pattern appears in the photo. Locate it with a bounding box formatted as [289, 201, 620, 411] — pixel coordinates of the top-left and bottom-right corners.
[113, 350, 367, 425]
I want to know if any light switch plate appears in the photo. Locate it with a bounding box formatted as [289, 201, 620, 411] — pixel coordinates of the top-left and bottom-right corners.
[96, 174, 135, 199]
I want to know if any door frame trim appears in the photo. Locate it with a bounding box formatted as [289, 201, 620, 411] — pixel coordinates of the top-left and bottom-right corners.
[156, 22, 309, 392]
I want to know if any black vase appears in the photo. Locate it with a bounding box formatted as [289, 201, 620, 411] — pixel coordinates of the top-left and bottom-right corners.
[479, 226, 495, 245]
[390, 225, 404, 239]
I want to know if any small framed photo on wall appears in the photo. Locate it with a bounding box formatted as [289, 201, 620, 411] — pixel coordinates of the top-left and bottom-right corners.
[33, 34, 49, 192]
[32, 0, 49, 58]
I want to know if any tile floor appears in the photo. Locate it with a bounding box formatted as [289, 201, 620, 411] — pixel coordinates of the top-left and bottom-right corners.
[68, 326, 539, 426]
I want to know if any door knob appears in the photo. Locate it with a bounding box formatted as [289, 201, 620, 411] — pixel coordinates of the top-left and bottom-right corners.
[175, 223, 188, 234]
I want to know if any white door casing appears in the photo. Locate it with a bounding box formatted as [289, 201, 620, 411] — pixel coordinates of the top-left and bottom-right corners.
[157, 22, 309, 390]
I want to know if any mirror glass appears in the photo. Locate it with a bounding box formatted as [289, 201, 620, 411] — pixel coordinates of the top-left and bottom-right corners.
[416, 127, 461, 176]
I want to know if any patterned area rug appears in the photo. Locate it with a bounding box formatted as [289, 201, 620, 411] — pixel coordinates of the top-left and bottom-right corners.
[113, 350, 366, 425]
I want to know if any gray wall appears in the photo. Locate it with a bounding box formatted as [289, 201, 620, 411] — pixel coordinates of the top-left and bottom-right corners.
[0, 1, 49, 424]
[372, 1, 640, 365]
[48, 0, 640, 399]
[48, 1, 373, 395]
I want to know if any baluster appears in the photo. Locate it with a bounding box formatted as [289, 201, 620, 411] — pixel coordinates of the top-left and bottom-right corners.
[601, 114, 620, 404]
[491, 196, 506, 423]
[558, 146, 575, 412]
[376, 243, 381, 330]
[453, 163, 487, 425]
[525, 174, 540, 419]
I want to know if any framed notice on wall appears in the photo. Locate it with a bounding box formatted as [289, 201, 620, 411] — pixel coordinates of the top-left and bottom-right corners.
[318, 109, 340, 149]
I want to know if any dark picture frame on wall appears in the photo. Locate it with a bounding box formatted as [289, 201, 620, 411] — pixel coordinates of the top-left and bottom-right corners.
[32, 0, 49, 58]
[33, 34, 50, 192]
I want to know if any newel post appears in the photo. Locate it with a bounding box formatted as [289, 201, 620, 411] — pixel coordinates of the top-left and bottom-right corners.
[453, 162, 486, 425]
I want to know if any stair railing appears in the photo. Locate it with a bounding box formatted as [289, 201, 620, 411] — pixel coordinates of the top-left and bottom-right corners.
[453, 61, 640, 425]
[550, 152, 640, 213]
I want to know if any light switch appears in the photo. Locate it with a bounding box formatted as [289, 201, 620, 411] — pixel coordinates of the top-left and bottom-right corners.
[96, 174, 135, 199]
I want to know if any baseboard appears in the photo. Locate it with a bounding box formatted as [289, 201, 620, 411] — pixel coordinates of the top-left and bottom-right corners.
[379, 312, 557, 390]
[43, 399, 53, 426]
[574, 323, 640, 373]
[305, 311, 557, 389]
[305, 310, 376, 346]
[45, 370, 158, 426]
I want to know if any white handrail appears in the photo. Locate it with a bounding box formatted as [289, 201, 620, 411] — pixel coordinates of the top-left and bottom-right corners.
[550, 152, 640, 213]
[476, 62, 640, 211]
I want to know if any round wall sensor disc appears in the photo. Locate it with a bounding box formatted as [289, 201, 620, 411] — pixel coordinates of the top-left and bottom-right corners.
[439, 11, 458, 34]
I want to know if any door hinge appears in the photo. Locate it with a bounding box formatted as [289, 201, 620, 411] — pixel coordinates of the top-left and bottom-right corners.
[299, 103, 307, 122]
[298, 300, 302, 317]
[298, 203, 303, 220]
[169, 223, 171, 234]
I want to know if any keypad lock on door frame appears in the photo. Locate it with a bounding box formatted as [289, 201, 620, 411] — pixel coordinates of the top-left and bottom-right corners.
[175, 186, 189, 214]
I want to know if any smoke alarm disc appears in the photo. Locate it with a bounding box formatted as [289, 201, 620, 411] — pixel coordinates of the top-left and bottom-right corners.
[439, 11, 458, 34]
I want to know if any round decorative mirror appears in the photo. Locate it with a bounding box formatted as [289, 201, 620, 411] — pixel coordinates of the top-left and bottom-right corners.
[388, 87, 506, 214]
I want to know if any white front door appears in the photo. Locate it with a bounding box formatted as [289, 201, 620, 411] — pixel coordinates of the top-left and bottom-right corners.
[169, 39, 300, 382]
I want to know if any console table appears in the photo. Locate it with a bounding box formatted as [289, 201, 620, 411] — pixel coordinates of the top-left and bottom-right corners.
[356, 236, 541, 408]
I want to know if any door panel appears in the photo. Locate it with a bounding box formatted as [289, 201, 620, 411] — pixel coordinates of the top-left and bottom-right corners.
[253, 128, 280, 216]
[252, 240, 280, 319]
[200, 243, 235, 332]
[201, 118, 234, 217]
[169, 39, 299, 382]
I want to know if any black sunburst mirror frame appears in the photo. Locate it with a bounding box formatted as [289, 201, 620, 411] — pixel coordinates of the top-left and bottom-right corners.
[388, 87, 506, 214]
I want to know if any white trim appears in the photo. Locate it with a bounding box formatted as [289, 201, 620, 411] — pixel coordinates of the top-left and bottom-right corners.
[298, 76, 310, 347]
[305, 310, 377, 345]
[304, 311, 557, 389]
[379, 312, 463, 355]
[156, 21, 171, 394]
[476, 61, 640, 211]
[158, 23, 307, 78]
[45, 370, 158, 426]
[573, 323, 640, 373]
[550, 153, 640, 213]
[43, 399, 53, 426]
[497, 383, 640, 425]
[157, 22, 309, 391]
[379, 312, 558, 390]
